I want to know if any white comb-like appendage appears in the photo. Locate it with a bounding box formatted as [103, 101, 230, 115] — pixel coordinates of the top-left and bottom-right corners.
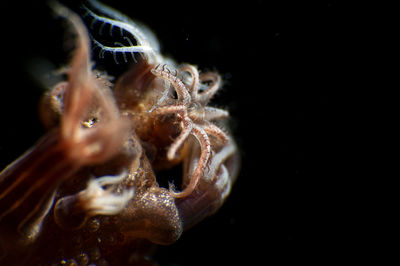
[82, 171, 134, 216]
[82, 0, 160, 63]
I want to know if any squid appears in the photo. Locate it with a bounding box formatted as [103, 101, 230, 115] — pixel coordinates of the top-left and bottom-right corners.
[0, 1, 239, 264]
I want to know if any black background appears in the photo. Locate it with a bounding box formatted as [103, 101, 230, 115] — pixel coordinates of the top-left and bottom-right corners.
[1, 1, 338, 265]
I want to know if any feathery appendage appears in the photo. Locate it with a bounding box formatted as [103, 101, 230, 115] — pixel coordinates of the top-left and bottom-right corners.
[82, 0, 159, 64]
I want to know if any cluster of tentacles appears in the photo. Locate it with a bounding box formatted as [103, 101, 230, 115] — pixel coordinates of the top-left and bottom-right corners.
[150, 64, 230, 198]
[0, 1, 239, 265]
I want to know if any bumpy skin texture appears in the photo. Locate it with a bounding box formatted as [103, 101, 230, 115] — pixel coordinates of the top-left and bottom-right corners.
[0, 1, 239, 265]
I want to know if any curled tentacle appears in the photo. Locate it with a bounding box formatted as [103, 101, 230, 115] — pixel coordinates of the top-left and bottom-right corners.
[197, 72, 222, 104]
[177, 140, 239, 229]
[171, 125, 211, 198]
[151, 64, 191, 104]
[179, 64, 200, 99]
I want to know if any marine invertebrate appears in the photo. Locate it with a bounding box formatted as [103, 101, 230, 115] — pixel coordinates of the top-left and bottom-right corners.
[150, 63, 229, 198]
[0, 1, 239, 264]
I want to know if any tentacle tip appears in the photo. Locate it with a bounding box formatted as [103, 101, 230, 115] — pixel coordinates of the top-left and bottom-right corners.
[166, 150, 178, 161]
[169, 188, 191, 199]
